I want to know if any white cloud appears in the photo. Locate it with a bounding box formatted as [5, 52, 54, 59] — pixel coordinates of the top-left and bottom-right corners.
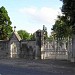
[19, 7, 62, 35]
[19, 7, 61, 25]
[20, 7, 36, 16]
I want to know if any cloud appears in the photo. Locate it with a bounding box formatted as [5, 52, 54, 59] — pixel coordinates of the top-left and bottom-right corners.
[19, 7, 62, 35]
[19, 7, 61, 25]
[20, 7, 36, 15]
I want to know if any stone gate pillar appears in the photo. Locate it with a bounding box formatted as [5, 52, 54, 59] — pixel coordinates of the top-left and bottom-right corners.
[35, 30, 41, 59]
[71, 35, 75, 62]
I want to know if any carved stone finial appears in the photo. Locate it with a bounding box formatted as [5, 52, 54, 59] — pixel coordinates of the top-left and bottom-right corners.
[14, 26, 16, 32]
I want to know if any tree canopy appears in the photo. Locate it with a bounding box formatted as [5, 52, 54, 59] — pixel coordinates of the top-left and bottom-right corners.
[18, 30, 30, 40]
[52, 15, 72, 38]
[51, 0, 74, 39]
[61, 0, 75, 34]
[17, 30, 35, 40]
[0, 6, 13, 40]
[29, 33, 35, 40]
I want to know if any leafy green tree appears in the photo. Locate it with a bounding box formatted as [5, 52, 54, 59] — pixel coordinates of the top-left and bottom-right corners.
[60, 0, 75, 58]
[52, 15, 72, 38]
[48, 35, 53, 42]
[18, 30, 30, 40]
[51, 14, 72, 52]
[0, 6, 12, 40]
[61, 0, 75, 34]
[30, 33, 35, 40]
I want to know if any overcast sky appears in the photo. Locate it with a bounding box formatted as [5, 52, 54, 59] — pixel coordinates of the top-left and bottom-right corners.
[0, 0, 62, 35]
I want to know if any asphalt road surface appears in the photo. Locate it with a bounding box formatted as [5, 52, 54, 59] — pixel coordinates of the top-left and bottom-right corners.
[0, 59, 75, 75]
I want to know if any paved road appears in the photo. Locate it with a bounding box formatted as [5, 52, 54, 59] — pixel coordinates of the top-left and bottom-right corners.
[0, 64, 51, 75]
[0, 59, 75, 75]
